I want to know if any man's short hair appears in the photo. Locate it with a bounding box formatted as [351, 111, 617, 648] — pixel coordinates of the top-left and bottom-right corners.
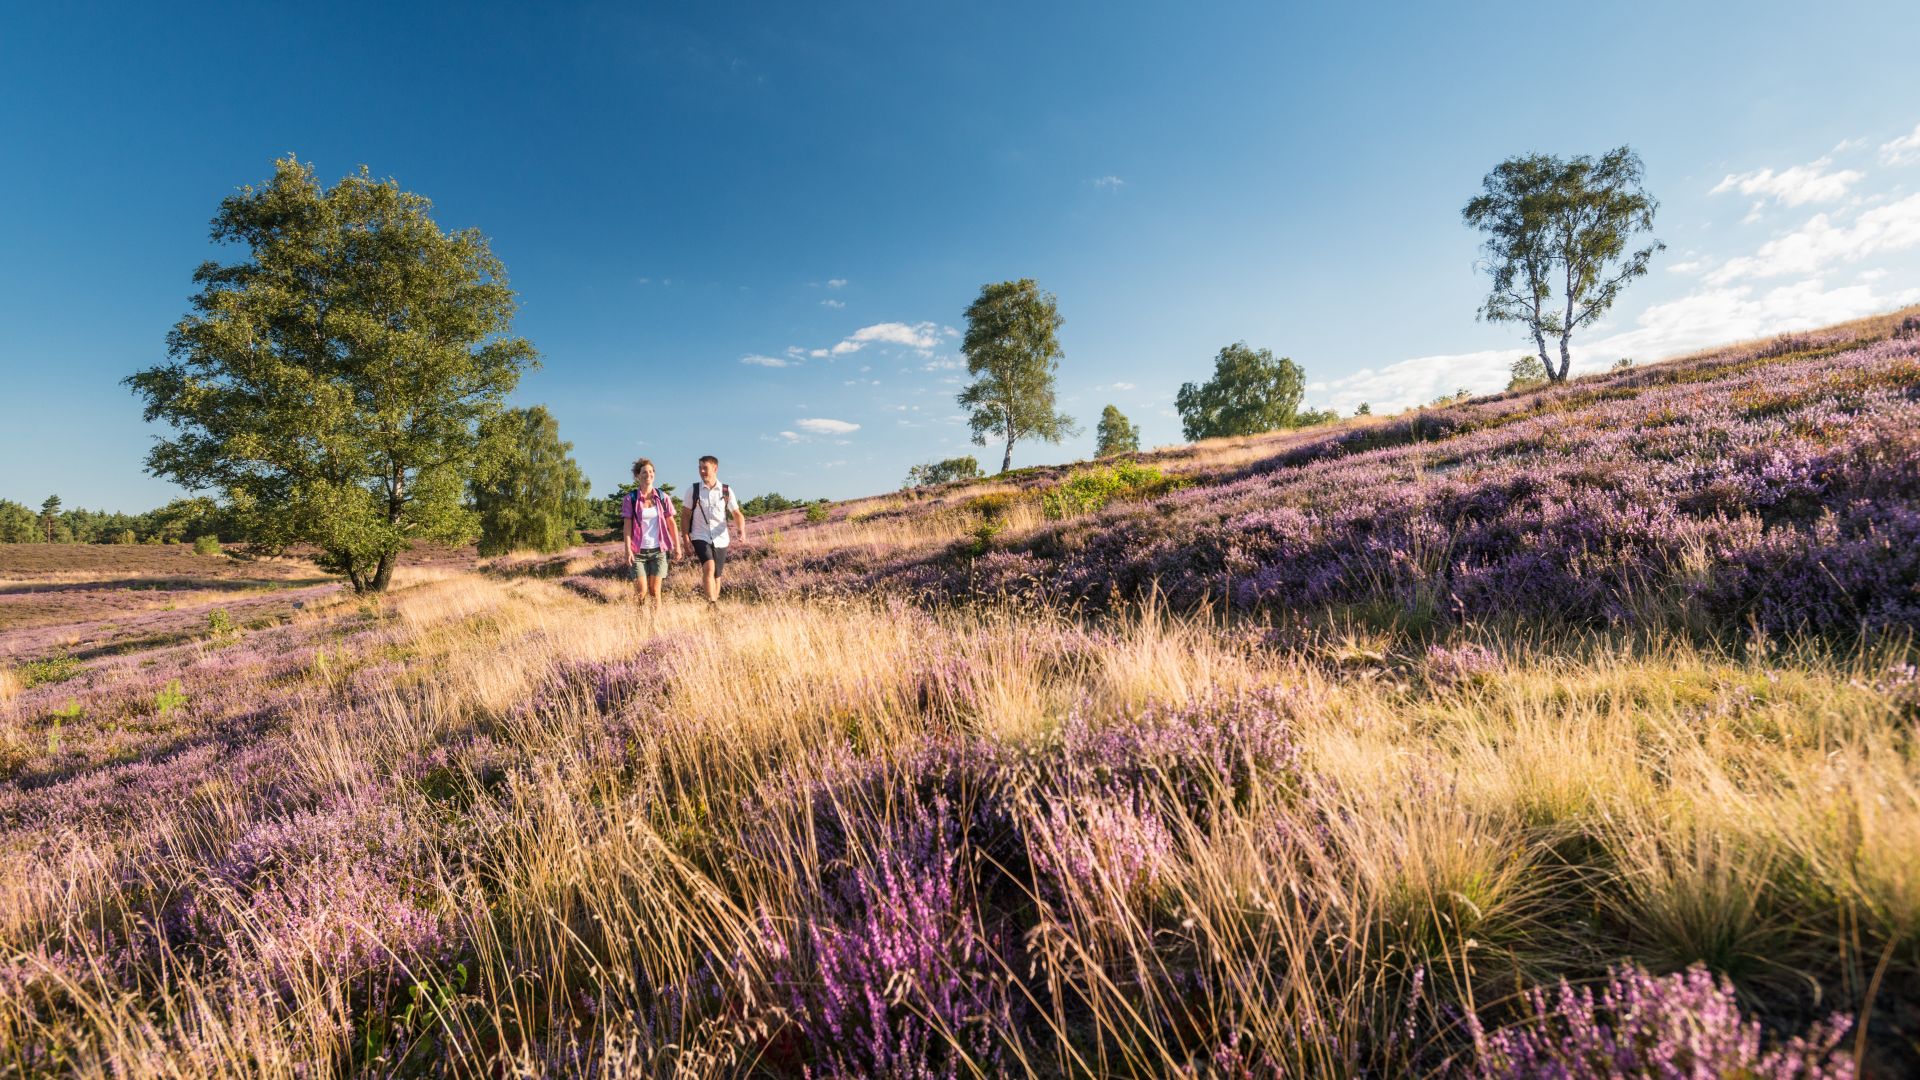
[698, 455, 719, 468]
[631, 457, 654, 476]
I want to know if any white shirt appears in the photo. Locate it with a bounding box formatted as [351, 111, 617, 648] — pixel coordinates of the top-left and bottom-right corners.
[687, 481, 739, 546]
[622, 490, 668, 552]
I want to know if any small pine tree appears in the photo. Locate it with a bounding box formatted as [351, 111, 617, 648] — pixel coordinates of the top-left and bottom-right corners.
[38, 496, 62, 544]
[1354, 403, 1371, 416]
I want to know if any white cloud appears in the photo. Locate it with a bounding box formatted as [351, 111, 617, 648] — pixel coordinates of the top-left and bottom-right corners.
[1308, 349, 1516, 416]
[809, 348, 829, 359]
[826, 278, 848, 289]
[1881, 122, 1920, 166]
[796, 417, 860, 435]
[821, 299, 845, 308]
[828, 321, 943, 356]
[740, 354, 793, 367]
[778, 431, 801, 442]
[1707, 192, 1920, 283]
[1092, 175, 1126, 189]
[1711, 156, 1863, 207]
[1590, 277, 1920, 359]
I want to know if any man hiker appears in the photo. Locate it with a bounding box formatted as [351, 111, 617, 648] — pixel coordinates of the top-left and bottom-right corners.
[684, 454, 745, 606]
[620, 457, 681, 610]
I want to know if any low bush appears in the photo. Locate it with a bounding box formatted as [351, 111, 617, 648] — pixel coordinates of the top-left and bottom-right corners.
[1040, 460, 1179, 520]
[191, 534, 222, 556]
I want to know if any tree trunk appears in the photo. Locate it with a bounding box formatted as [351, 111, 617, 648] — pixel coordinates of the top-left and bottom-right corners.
[1001, 437, 1014, 474]
[371, 553, 396, 593]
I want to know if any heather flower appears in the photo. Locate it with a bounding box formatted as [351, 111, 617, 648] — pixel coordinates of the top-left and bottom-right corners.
[1425, 642, 1504, 688]
[1469, 963, 1856, 1079]
[768, 795, 1018, 1079]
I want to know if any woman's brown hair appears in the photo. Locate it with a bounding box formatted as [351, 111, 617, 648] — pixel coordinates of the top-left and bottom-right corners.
[631, 457, 654, 476]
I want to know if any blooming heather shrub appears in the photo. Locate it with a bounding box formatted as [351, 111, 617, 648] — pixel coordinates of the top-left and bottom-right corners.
[733, 338, 1920, 636]
[767, 794, 1018, 1079]
[1425, 642, 1503, 688]
[1470, 964, 1856, 1079]
[1056, 687, 1306, 821]
[185, 794, 454, 994]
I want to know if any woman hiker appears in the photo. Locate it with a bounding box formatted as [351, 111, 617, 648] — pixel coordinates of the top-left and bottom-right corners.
[620, 457, 682, 610]
[684, 454, 746, 607]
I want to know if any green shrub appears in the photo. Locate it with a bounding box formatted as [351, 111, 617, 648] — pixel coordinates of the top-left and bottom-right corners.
[207, 609, 237, 639]
[1039, 461, 1179, 520]
[18, 655, 83, 689]
[191, 534, 222, 556]
[963, 492, 1021, 520]
[153, 679, 188, 719]
[805, 500, 831, 524]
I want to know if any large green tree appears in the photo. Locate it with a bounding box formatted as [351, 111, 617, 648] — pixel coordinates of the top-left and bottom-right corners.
[127, 157, 536, 591]
[1175, 343, 1306, 441]
[470, 406, 590, 556]
[957, 279, 1077, 472]
[1463, 146, 1662, 383]
[1095, 404, 1140, 457]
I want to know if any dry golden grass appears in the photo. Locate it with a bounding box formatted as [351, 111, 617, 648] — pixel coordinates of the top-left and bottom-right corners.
[3, 566, 1913, 1075]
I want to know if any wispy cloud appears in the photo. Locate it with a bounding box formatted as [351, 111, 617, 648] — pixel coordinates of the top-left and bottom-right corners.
[796, 417, 860, 435]
[1092, 175, 1126, 190]
[829, 321, 943, 356]
[740, 354, 793, 367]
[821, 298, 845, 308]
[1711, 156, 1863, 207]
[1707, 192, 1920, 283]
[826, 277, 848, 288]
[1881, 122, 1920, 166]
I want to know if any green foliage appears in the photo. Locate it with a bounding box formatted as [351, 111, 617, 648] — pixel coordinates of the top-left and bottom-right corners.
[1354, 403, 1372, 416]
[1614, 356, 1637, 370]
[740, 492, 805, 517]
[0, 500, 36, 543]
[1175, 342, 1307, 440]
[38, 496, 62, 543]
[17, 656, 82, 689]
[804, 500, 831, 524]
[1294, 407, 1340, 427]
[125, 156, 536, 592]
[1507, 354, 1549, 392]
[962, 492, 1020, 520]
[206, 609, 237, 640]
[471, 406, 590, 556]
[191, 534, 222, 556]
[1040, 461, 1177, 520]
[153, 680, 188, 719]
[1095, 405, 1140, 457]
[1464, 146, 1663, 382]
[957, 279, 1077, 472]
[903, 456, 984, 488]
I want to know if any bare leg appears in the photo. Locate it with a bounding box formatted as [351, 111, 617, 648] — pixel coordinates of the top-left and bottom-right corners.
[702, 558, 720, 603]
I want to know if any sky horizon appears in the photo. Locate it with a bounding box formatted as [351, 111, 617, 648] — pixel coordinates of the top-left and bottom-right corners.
[4, 1, 1920, 511]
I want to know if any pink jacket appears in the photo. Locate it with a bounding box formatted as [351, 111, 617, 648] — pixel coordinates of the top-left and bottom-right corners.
[623, 488, 679, 555]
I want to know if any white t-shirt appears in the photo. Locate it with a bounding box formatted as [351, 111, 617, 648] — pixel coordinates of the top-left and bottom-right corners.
[687, 481, 740, 546]
[621, 491, 669, 552]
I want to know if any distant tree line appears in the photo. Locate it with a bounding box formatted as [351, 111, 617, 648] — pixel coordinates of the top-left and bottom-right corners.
[0, 495, 233, 546]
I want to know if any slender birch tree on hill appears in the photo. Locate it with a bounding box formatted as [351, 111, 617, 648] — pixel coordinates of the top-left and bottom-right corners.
[1463, 146, 1663, 383]
[957, 279, 1077, 473]
[126, 156, 536, 592]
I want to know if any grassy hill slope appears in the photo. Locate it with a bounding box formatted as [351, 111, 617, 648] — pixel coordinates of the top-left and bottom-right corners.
[2, 311, 1917, 1076]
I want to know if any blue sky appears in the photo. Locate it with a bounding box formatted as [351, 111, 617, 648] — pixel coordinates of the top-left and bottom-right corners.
[4, 1, 1919, 509]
